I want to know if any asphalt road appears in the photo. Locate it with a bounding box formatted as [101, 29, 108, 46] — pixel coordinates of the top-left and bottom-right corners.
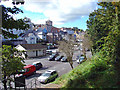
[8, 46, 92, 89]
[24, 54, 79, 88]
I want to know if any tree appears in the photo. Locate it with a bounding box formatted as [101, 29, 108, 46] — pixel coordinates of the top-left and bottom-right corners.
[86, 1, 120, 85]
[1, 3, 28, 89]
[58, 35, 75, 69]
[86, 2, 119, 52]
[2, 45, 25, 89]
[82, 33, 93, 59]
[1, 5, 29, 39]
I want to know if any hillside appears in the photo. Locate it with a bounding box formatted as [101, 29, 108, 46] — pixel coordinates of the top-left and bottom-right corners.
[53, 52, 120, 88]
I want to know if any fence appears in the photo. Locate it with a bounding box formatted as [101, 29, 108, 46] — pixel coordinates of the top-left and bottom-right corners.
[0, 77, 41, 89]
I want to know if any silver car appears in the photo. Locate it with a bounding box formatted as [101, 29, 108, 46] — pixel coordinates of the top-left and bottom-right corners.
[61, 56, 67, 62]
[38, 70, 58, 84]
[76, 56, 85, 64]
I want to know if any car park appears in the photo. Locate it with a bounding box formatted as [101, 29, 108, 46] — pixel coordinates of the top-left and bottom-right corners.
[32, 62, 43, 70]
[61, 56, 67, 62]
[38, 70, 58, 84]
[48, 53, 59, 61]
[55, 56, 63, 61]
[48, 54, 56, 61]
[76, 56, 85, 64]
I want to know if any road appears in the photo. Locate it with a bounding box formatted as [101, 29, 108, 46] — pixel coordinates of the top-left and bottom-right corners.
[7, 45, 92, 89]
[22, 44, 92, 88]
[24, 54, 79, 88]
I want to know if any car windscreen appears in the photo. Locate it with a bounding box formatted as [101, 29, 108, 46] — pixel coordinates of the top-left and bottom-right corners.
[80, 57, 84, 59]
[57, 56, 60, 59]
[41, 73, 51, 77]
[50, 55, 54, 58]
[63, 57, 67, 59]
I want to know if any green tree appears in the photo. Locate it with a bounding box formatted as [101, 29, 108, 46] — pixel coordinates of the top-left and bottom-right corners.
[2, 45, 25, 89]
[1, 5, 29, 39]
[1, 4, 28, 89]
[86, 2, 119, 53]
[86, 1, 120, 85]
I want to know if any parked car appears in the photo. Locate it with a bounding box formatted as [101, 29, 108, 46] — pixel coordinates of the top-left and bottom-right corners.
[38, 70, 58, 84]
[48, 54, 56, 61]
[23, 65, 36, 77]
[32, 62, 43, 70]
[61, 56, 67, 62]
[16, 65, 36, 77]
[46, 51, 52, 55]
[76, 56, 85, 64]
[48, 53, 59, 61]
[55, 56, 63, 61]
[86, 49, 90, 51]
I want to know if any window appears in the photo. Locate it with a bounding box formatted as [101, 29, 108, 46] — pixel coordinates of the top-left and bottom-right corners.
[30, 37, 34, 40]
[33, 51, 35, 52]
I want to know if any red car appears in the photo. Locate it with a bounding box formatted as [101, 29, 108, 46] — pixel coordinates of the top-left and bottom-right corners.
[23, 65, 36, 77]
[15, 65, 36, 77]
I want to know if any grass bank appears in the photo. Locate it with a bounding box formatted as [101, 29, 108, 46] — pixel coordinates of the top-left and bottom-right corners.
[53, 52, 119, 88]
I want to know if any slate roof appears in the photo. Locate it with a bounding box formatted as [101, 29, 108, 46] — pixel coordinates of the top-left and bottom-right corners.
[20, 44, 47, 50]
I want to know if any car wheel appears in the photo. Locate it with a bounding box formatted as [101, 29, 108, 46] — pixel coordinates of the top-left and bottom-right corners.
[56, 75, 58, 78]
[47, 79, 50, 83]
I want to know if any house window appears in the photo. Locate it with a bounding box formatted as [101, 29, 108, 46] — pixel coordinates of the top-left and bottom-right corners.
[30, 37, 34, 40]
[33, 51, 35, 52]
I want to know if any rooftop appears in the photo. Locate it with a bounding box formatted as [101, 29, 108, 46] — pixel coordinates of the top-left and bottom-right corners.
[20, 44, 47, 50]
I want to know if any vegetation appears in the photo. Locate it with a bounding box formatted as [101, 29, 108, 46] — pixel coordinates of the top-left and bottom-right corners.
[53, 1, 120, 88]
[58, 35, 75, 69]
[2, 45, 25, 89]
[53, 51, 119, 88]
[1, 3, 28, 89]
[1, 5, 29, 39]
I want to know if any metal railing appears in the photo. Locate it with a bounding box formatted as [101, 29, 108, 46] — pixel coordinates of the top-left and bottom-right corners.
[0, 77, 41, 89]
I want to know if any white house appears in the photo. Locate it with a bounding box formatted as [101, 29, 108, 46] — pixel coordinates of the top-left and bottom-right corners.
[15, 44, 47, 58]
[23, 32, 37, 44]
[36, 28, 47, 42]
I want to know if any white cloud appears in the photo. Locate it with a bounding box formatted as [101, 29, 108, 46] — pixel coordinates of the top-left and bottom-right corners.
[23, 0, 98, 25]
[1, 0, 98, 25]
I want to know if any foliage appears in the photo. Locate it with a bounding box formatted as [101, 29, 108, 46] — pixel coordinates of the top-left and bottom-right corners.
[1, 5, 29, 39]
[1, 3, 28, 89]
[53, 2, 120, 88]
[2, 45, 25, 76]
[1, 45, 25, 89]
[82, 33, 93, 58]
[58, 35, 75, 69]
[86, 1, 120, 70]
[53, 52, 119, 88]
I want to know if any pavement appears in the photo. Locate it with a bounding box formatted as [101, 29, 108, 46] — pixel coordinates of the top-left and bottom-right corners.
[40, 83, 62, 88]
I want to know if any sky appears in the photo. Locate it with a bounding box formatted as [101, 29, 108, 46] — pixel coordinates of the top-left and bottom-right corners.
[1, 0, 99, 30]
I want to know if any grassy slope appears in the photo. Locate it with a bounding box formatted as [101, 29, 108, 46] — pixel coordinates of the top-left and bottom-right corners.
[53, 52, 119, 88]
